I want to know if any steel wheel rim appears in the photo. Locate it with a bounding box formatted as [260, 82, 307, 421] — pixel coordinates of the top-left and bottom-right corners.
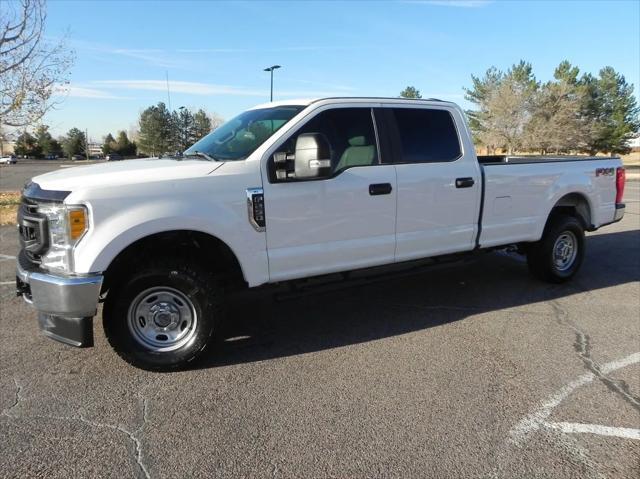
[553, 231, 578, 272]
[127, 287, 198, 352]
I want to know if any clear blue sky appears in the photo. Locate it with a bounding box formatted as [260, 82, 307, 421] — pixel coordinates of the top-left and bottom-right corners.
[41, 0, 640, 141]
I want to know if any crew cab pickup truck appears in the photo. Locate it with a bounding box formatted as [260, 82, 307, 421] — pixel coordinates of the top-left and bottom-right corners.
[16, 98, 626, 370]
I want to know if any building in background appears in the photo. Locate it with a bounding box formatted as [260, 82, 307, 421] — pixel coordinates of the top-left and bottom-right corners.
[0, 140, 16, 156]
[88, 142, 102, 158]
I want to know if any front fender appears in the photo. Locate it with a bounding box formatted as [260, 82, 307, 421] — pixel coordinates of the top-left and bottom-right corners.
[71, 183, 268, 287]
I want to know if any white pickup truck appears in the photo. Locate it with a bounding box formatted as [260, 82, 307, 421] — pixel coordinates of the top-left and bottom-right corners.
[16, 98, 626, 370]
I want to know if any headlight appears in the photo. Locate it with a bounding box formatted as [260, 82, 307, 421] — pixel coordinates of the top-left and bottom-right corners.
[37, 203, 88, 272]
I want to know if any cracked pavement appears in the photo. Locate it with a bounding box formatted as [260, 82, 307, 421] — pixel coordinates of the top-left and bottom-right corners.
[0, 182, 639, 478]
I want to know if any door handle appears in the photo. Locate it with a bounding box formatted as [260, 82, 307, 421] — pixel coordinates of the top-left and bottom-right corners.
[455, 177, 475, 188]
[369, 183, 393, 195]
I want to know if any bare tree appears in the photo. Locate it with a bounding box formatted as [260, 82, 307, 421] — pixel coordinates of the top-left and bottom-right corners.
[0, 0, 74, 128]
[209, 111, 224, 131]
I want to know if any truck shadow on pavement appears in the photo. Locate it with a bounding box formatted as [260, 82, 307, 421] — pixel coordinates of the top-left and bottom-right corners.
[196, 228, 639, 369]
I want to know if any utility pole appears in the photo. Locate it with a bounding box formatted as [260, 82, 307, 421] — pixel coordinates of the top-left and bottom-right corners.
[263, 65, 281, 102]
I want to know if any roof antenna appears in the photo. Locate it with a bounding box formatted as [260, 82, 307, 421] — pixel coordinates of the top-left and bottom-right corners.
[165, 70, 172, 111]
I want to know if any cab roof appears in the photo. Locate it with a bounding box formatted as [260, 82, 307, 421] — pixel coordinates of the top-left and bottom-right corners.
[249, 97, 454, 110]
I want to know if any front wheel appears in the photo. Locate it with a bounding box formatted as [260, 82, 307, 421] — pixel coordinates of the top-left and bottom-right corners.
[527, 215, 585, 283]
[103, 258, 223, 371]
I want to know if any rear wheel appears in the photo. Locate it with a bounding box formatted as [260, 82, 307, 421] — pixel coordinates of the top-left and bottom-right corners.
[527, 215, 585, 283]
[103, 258, 223, 371]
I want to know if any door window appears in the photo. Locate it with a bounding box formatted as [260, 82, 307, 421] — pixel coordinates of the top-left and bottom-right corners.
[270, 107, 378, 181]
[390, 108, 461, 163]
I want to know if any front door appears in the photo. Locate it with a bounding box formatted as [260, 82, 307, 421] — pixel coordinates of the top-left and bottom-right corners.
[262, 106, 397, 282]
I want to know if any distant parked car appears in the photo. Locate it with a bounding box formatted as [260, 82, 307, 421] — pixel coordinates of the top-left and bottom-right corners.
[0, 155, 17, 165]
[71, 154, 85, 161]
[106, 153, 123, 161]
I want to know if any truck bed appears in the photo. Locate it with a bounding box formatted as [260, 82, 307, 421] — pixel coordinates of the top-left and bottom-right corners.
[477, 156, 622, 248]
[477, 155, 618, 165]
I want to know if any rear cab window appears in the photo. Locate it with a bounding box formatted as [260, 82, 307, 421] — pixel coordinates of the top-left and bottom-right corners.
[389, 107, 462, 163]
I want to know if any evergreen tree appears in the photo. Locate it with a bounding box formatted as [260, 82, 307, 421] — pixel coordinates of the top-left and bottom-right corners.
[61, 128, 86, 158]
[464, 66, 505, 148]
[525, 61, 592, 153]
[465, 61, 539, 154]
[34, 124, 62, 157]
[462, 60, 639, 155]
[137, 102, 172, 156]
[581, 67, 639, 154]
[14, 131, 40, 157]
[115, 130, 136, 156]
[175, 107, 195, 151]
[102, 133, 116, 155]
[399, 86, 422, 99]
[193, 109, 213, 141]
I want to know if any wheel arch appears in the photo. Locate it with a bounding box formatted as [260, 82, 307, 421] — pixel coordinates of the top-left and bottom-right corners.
[100, 230, 248, 296]
[546, 192, 593, 232]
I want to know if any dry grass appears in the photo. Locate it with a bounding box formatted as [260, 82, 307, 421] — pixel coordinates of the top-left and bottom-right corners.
[0, 191, 20, 226]
[621, 151, 640, 166]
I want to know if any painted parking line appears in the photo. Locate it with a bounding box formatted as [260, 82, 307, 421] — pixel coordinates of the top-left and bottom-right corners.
[509, 352, 640, 445]
[546, 422, 640, 440]
[0, 254, 16, 261]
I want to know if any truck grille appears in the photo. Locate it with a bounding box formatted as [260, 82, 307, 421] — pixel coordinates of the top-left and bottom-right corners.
[17, 196, 48, 264]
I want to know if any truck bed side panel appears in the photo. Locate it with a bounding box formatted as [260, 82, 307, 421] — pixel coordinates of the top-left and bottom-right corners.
[479, 158, 620, 248]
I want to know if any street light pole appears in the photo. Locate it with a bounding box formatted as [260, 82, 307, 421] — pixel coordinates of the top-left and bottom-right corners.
[263, 65, 281, 102]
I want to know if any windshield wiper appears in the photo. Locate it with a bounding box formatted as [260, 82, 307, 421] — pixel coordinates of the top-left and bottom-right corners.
[184, 151, 217, 162]
[160, 153, 183, 160]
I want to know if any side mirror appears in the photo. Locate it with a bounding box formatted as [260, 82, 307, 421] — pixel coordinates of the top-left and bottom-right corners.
[294, 133, 331, 179]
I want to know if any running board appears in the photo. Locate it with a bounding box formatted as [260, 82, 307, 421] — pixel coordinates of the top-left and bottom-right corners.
[273, 251, 485, 302]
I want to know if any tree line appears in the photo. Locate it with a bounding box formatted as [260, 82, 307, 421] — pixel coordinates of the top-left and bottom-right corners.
[13, 125, 83, 158]
[11, 104, 223, 159]
[401, 61, 638, 155]
[12, 126, 136, 159]
[137, 103, 222, 156]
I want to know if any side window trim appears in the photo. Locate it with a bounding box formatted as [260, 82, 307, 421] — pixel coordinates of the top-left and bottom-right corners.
[372, 108, 396, 165]
[370, 108, 382, 166]
[381, 106, 463, 164]
[265, 106, 384, 183]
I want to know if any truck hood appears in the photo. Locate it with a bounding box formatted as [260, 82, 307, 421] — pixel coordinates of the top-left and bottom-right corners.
[31, 158, 224, 192]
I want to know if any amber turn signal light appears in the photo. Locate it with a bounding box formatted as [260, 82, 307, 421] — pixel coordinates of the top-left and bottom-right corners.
[68, 208, 87, 240]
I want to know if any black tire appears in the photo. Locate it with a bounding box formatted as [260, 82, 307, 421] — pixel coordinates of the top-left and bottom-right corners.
[103, 258, 223, 371]
[527, 214, 585, 283]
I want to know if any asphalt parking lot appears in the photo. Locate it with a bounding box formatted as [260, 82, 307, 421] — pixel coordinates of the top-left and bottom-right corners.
[0, 177, 638, 478]
[0, 161, 103, 191]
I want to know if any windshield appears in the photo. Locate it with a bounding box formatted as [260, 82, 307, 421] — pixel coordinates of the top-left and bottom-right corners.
[184, 105, 305, 161]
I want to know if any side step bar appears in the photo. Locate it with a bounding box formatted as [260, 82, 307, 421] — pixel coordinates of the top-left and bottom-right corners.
[273, 251, 487, 302]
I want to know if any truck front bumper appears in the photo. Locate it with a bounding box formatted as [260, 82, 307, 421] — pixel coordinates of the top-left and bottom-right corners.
[16, 261, 103, 347]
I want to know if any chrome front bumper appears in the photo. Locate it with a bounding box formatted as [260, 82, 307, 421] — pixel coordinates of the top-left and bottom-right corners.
[16, 261, 103, 347]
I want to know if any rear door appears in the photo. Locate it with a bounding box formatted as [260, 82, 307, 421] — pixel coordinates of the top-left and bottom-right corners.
[382, 105, 481, 261]
[262, 105, 397, 282]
